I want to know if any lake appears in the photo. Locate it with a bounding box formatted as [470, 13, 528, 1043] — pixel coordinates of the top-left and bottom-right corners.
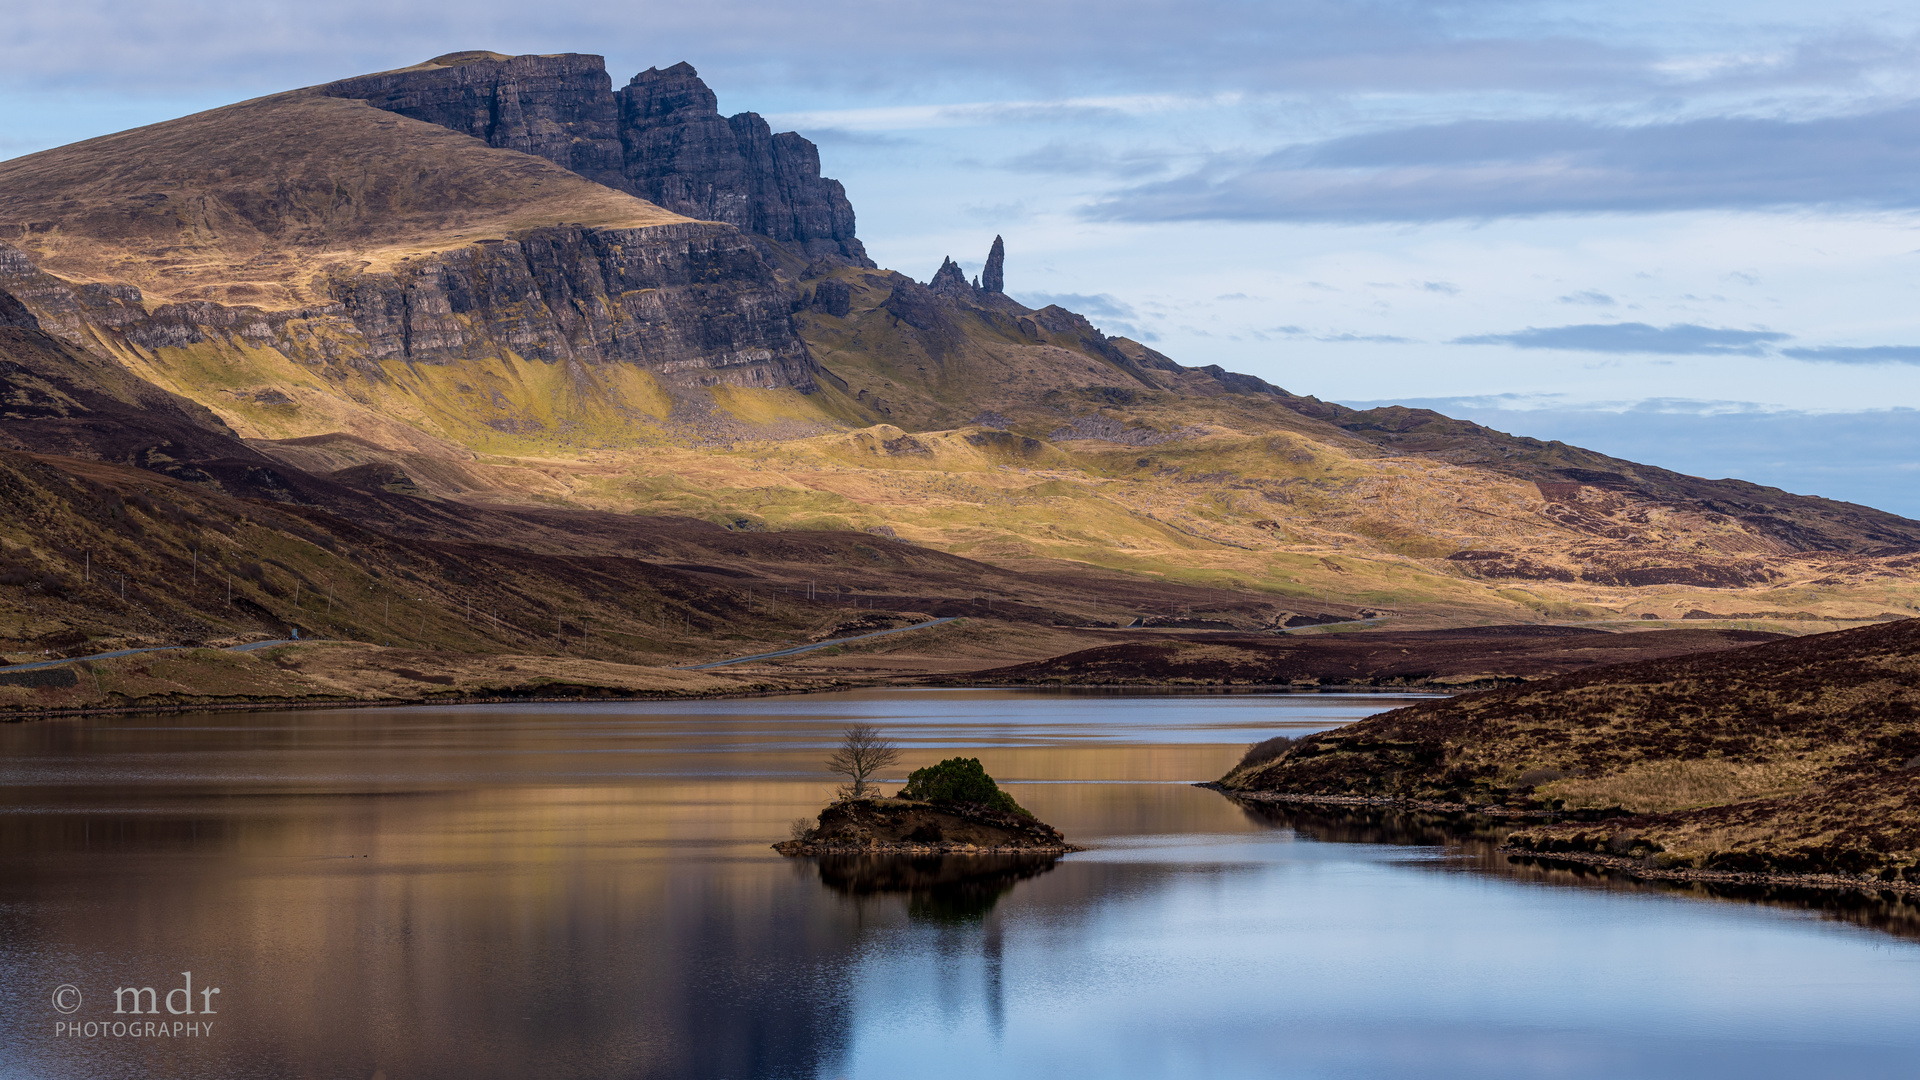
[3, 688, 1918, 1079]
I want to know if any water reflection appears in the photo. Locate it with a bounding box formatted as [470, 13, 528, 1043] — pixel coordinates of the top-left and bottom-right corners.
[1231, 796, 1920, 945]
[2, 690, 1918, 1080]
[809, 853, 1065, 922]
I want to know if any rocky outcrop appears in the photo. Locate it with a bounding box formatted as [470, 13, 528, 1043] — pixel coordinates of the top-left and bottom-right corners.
[982, 235, 1005, 294]
[320, 53, 870, 264]
[921, 237, 1028, 316]
[809, 279, 852, 318]
[928, 256, 972, 297]
[317, 52, 625, 185]
[321, 222, 815, 388]
[774, 797, 1081, 855]
[2, 227, 817, 394]
[617, 64, 868, 263]
[0, 287, 37, 329]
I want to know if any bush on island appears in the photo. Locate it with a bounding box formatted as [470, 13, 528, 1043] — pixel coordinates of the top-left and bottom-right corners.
[900, 756, 1029, 816]
[1235, 735, 1294, 771]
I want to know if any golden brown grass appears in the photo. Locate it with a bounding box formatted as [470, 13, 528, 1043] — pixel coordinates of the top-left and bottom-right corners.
[0, 93, 684, 307]
[1535, 757, 1824, 814]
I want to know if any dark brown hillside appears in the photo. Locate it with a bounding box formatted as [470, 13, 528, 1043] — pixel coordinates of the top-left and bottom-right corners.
[1220, 617, 1920, 878]
[950, 624, 1784, 689]
[0, 320, 248, 472]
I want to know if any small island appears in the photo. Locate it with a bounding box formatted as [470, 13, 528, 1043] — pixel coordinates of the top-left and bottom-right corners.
[777, 728, 1081, 855]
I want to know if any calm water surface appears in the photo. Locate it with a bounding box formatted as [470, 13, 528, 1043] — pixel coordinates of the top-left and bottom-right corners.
[2, 689, 1918, 1079]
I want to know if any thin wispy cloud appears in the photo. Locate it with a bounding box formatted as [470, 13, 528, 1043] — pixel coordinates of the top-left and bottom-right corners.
[766, 93, 1230, 133]
[1454, 322, 1790, 356]
[1001, 141, 1173, 179]
[1090, 104, 1920, 223]
[1318, 332, 1417, 344]
[1781, 345, 1920, 364]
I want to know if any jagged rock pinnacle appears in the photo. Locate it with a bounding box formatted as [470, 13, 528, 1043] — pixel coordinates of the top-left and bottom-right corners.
[982, 235, 1005, 294]
[929, 256, 972, 296]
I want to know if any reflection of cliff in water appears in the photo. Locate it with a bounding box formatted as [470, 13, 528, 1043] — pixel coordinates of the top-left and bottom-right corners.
[810, 853, 1064, 922]
[1231, 796, 1920, 944]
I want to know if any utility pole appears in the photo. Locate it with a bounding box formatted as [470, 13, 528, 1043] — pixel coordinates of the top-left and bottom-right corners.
[325, 579, 333, 617]
[227, 574, 232, 606]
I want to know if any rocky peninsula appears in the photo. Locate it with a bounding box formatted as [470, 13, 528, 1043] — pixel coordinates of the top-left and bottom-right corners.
[1214, 617, 1920, 889]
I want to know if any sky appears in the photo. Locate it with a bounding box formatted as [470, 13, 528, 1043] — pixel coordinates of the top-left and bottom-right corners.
[5, 1, 1919, 516]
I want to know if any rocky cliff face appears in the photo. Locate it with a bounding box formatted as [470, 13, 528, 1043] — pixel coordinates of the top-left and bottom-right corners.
[322, 221, 816, 389]
[317, 52, 625, 186]
[618, 63, 867, 263]
[2, 222, 816, 399]
[321, 54, 870, 265]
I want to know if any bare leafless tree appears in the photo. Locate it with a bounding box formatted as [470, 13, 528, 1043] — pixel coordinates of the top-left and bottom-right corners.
[826, 723, 901, 798]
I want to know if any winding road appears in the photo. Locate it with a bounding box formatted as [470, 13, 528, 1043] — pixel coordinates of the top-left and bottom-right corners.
[681, 618, 958, 670]
[0, 638, 308, 675]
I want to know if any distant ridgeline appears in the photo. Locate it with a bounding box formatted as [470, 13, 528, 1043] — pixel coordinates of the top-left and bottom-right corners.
[320, 53, 869, 266]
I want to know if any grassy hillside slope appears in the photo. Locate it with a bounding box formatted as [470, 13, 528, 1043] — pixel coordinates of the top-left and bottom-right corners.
[0, 91, 683, 308]
[1219, 618, 1920, 879]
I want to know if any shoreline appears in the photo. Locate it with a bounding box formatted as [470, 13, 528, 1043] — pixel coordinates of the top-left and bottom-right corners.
[0, 677, 1445, 724]
[773, 841, 1084, 855]
[1207, 785, 1920, 895]
[1198, 783, 1551, 819]
[0, 682, 855, 723]
[1498, 846, 1920, 895]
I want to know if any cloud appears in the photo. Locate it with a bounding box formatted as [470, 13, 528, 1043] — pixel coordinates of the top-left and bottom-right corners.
[1452, 322, 1790, 356]
[1781, 345, 1920, 365]
[804, 127, 916, 147]
[961, 200, 1032, 222]
[1558, 290, 1615, 305]
[1420, 281, 1460, 295]
[1317, 332, 1416, 344]
[0, 1, 1674, 100]
[1013, 291, 1154, 339]
[1089, 104, 1920, 223]
[1001, 141, 1171, 178]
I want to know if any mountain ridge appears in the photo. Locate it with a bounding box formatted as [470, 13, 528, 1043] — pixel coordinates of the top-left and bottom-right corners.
[0, 52, 1915, 652]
